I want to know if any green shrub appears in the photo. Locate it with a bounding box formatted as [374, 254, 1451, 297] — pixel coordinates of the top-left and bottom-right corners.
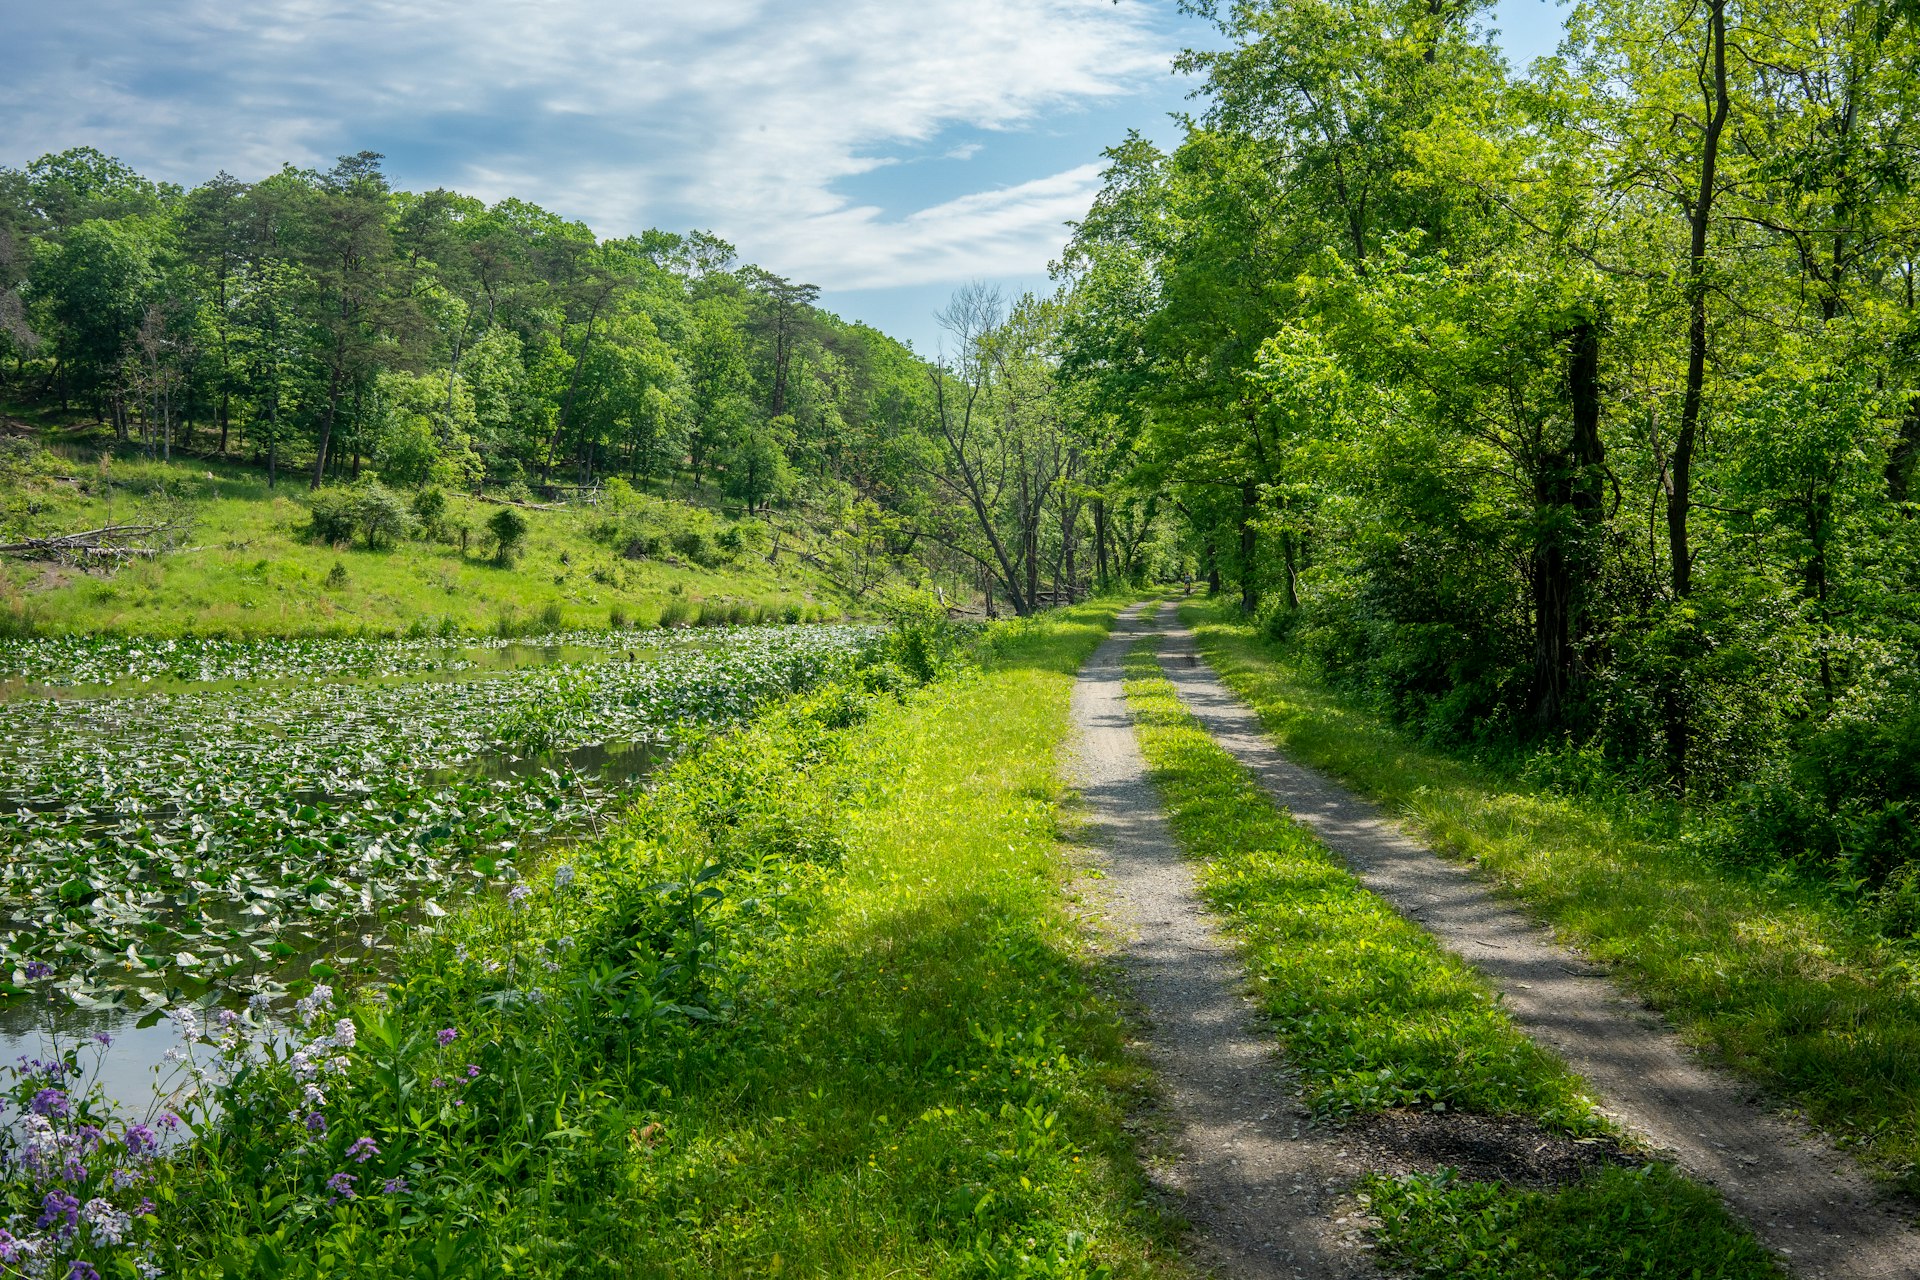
[353, 480, 412, 549]
[412, 485, 447, 538]
[487, 507, 529, 565]
[306, 487, 359, 545]
[670, 529, 716, 567]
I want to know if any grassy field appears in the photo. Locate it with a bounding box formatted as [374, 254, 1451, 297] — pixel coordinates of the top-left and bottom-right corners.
[0, 431, 854, 637]
[1121, 631, 1783, 1279]
[1181, 599, 1920, 1196]
[46, 601, 1195, 1278]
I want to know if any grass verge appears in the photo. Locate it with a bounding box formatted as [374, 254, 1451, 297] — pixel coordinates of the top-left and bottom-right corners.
[1120, 633, 1781, 1279]
[1181, 599, 1920, 1194]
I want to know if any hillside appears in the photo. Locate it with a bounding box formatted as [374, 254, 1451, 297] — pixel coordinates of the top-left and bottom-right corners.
[0, 420, 872, 638]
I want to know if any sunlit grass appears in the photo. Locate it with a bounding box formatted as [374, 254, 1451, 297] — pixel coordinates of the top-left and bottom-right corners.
[1, 447, 844, 637]
[615, 599, 1184, 1276]
[1124, 628, 1780, 1278]
[1182, 599, 1920, 1193]
[1121, 635, 1598, 1128]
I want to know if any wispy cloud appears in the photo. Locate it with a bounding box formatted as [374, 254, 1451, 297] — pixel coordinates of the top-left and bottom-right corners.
[3, 0, 1183, 291]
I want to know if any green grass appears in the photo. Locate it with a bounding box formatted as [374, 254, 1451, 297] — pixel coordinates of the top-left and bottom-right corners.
[1120, 631, 1782, 1279]
[595, 600, 1178, 1275]
[129, 601, 1187, 1277]
[1364, 1166, 1783, 1279]
[1120, 635, 1597, 1128]
[1181, 600, 1920, 1194]
[0, 440, 847, 637]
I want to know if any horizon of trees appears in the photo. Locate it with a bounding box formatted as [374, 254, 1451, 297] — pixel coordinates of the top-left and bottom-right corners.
[0, 146, 1135, 616]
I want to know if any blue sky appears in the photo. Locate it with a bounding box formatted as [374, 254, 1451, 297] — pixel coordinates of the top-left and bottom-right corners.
[4, 0, 1572, 356]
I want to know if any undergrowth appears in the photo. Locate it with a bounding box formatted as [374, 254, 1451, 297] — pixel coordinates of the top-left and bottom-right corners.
[1364, 1165, 1783, 1279]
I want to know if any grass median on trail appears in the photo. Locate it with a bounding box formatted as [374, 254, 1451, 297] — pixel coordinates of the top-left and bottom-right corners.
[1181, 599, 1920, 1197]
[26, 600, 1188, 1279]
[1120, 634, 1782, 1280]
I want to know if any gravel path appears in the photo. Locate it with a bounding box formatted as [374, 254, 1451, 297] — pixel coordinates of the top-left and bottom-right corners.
[1067, 606, 1376, 1279]
[1151, 618, 1920, 1280]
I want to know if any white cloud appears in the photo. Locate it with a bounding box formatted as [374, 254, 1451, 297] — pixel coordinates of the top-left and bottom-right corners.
[2, 0, 1181, 291]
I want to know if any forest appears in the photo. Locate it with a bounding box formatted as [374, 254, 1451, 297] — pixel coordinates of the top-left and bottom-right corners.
[1052, 0, 1920, 900]
[0, 146, 1124, 618]
[5, 0, 1918, 893]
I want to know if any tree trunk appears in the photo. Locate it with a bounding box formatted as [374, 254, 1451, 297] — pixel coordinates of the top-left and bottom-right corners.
[311, 357, 345, 490]
[1238, 480, 1259, 613]
[1662, 0, 1728, 790]
[1531, 318, 1605, 731]
[1094, 497, 1111, 591]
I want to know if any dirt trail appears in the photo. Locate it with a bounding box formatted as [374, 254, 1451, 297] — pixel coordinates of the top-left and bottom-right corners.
[1152, 619, 1920, 1280]
[1068, 606, 1375, 1279]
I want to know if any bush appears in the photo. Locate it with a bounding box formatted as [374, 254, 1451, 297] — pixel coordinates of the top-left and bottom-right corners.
[354, 480, 412, 549]
[308, 482, 413, 549]
[487, 507, 529, 565]
[412, 485, 448, 538]
[670, 529, 716, 567]
[306, 487, 359, 545]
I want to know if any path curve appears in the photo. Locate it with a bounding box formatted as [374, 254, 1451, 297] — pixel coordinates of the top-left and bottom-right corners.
[1068, 606, 1374, 1279]
[1154, 619, 1920, 1280]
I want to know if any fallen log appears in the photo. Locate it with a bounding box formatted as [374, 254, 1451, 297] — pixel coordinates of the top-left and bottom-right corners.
[470, 494, 560, 512]
[0, 521, 188, 562]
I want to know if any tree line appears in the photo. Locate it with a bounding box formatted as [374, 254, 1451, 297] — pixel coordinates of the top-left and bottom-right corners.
[1053, 0, 1920, 890]
[0, 147, 1148, 616]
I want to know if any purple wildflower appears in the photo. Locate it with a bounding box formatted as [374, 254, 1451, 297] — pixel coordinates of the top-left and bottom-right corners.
[0, 1230, 17, 1262]
[325, 1171, 356, 1202]
[346, 1136, 380, 1163]
[507, 883, 532, 910]
[382, 1176, 409, 1195]
[122, 1123, 157, 1157]
[39, 1190, 80, 1238]
[436, 1027, 459, 1046]
[430, 1077, 445, 1089]
[30, 1088, 70, 1118]
[305, 1112, 327, 1136]
[156, 1112, 180, 1132]
[94, 1030, 113, 1047]
[69, 1263, 101, 1280]
[466, 1063, 481, 1079]
[23, 960, 52, 979]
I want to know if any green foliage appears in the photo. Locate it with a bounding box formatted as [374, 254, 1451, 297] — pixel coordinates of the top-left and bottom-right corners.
[485, 506, 527, 564]
[306, 486, 358, 545]
[351, 479, 411, 549]
[411, 484, 447, 537]
[6, 601, 1179, 1276]
[306, 480, 412, 549]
